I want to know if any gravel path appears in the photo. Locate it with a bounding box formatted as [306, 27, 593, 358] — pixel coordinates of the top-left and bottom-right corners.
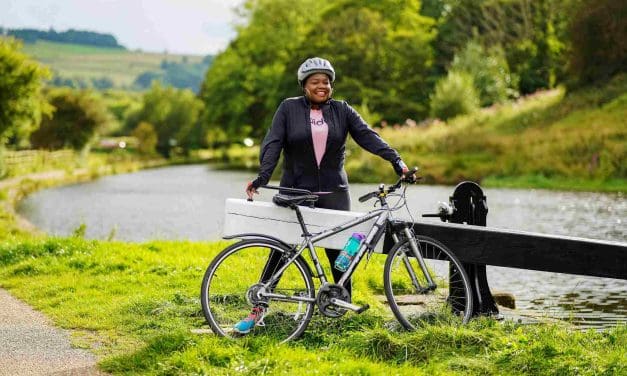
[0, 289, 104, 375]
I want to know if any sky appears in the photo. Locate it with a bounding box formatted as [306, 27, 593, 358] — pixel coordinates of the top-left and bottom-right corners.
[0, 0, 243, 55]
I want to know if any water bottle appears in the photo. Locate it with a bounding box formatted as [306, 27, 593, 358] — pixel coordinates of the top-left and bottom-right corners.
[334, 233, 366, 272]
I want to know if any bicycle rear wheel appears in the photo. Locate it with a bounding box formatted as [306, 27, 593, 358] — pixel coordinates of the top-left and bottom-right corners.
[384, 235, 473, 329]
[201, 239, 315, 342]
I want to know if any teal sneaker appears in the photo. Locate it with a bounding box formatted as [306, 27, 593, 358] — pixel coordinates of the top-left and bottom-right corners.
[233, 306, 267, 334]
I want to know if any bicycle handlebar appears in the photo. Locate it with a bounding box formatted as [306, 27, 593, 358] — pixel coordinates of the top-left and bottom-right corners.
[357, 167, 420, 203]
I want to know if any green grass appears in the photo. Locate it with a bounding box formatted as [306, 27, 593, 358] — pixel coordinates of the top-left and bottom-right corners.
[22, 40, 205, 88]
[0, 235, 624, 375]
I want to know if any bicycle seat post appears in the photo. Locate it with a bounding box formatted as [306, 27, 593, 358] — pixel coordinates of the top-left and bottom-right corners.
[292, 205, 312, 237]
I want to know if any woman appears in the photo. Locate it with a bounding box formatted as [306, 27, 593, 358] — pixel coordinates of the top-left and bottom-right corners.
[235, 57, 411, 334]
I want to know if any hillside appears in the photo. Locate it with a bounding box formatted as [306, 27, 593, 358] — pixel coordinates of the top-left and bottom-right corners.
[21, 40, 211, 91]
[347, 74, 627, 192]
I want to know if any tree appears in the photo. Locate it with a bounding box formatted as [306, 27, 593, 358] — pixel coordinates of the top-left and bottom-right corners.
[433, 0, 572, 93]
[200, 0, 321, 141]
[0, 37, 51, 145]
[569, 0, 627, 85]
[280, 0, 436, 124]
[30, 88, 113, 150]
[126, 82, 204, 156]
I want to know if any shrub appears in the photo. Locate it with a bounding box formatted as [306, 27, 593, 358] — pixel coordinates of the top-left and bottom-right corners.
[450, 40, 518, 106]
[131, 122, 158, 155]
[30, 88, 113, 150]
[430, 71, 480, 121]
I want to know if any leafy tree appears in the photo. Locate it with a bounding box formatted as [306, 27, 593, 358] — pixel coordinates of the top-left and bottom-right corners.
[131, 121, 158, 155]
[569, 0, 626, 85]
[126, 82, 204, 156]
[200, 0, 321, 141]
[450, 40, 517, 106]
[0, 37, 51, 145]
[281, 0, 436, 124]
[30, 88, 113, 150]
[430, 71, 479, 120]
[433, 0, 571, 93]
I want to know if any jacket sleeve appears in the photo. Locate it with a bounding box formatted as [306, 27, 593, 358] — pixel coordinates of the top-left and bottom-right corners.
[345, 101, 402, 166]
[252, 101, 287, 188]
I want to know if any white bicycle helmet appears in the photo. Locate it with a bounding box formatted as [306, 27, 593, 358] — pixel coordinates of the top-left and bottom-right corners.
[297, 57, 335, 86]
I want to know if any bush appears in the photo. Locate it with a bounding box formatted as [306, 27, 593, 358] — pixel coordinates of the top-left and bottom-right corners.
[131, 122, 158, 155]
[430, 71, 480, 120]
[450, 40, 518, 106]
[30, 88, 113, 150]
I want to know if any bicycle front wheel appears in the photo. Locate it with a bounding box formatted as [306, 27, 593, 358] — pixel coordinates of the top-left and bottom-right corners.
[201, 239, 315, 342]
[384, 235, 473, 329]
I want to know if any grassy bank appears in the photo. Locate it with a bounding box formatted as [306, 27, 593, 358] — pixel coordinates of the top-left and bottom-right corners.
[0, 235, 624, 375]
[211, 75, 626, 193]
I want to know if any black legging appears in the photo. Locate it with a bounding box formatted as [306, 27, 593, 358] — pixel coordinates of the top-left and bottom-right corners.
[260, 190, 352, 296]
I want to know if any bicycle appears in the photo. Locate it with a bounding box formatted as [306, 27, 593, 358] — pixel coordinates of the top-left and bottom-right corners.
[201, 168, 473, 342]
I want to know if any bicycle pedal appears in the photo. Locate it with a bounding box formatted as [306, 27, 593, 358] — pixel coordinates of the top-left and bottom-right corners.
[356, 304, 370, 314]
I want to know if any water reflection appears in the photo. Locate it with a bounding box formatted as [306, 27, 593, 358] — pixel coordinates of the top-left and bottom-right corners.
[17, 164, 627, 329]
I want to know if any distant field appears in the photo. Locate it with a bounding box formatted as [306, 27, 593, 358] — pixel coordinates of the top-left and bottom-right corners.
[22, 40, 207, 88]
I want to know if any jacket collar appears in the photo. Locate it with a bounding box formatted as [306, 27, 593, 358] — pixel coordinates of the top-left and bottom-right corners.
[301, 95, 332, 109]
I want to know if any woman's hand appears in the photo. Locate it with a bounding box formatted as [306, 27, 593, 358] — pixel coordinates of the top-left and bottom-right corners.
[246, 181, 259, 201]
[402, 165, 419, 183]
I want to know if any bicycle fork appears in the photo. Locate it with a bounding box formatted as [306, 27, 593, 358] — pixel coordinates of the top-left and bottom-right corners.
[394, 228, 437, 292]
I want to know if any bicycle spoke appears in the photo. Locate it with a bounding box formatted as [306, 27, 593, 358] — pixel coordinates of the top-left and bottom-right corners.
[384, 236, 473, 329]
[201, 240, 315, 342]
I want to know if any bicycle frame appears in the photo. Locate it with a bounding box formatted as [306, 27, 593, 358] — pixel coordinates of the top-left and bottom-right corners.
[257, 190, 436, 306]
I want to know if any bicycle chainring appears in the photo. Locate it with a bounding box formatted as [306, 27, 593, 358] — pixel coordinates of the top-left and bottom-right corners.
[316, 284, 350, 318]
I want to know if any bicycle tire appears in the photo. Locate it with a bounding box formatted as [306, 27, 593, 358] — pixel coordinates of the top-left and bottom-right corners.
[384, 235, 473, 329]
[201, 239, 315, 342]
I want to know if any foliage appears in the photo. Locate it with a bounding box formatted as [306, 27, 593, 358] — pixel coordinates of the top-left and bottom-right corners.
[131, 122, 158, 155]
[432, 0, 572, 94]
[126, 82, 204, 156]
[430, 71, 479, 120]
[0, 37, 51, 146]
[201, 0, 436, 140]
[201, 0, 321, 140]
[30, 88, 113, 150]
[450, 40, 517, 106]
[568, 0, 627, 85]
[282, 0, 436, 125]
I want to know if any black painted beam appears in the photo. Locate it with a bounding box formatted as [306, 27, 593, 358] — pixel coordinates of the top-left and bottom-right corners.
[410, 221, 627, 280]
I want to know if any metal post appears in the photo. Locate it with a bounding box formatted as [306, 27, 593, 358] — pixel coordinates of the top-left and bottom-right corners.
[448, 181, 499, 316]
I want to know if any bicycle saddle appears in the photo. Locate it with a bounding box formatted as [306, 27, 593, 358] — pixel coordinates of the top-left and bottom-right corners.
[272, 193, 319, 208]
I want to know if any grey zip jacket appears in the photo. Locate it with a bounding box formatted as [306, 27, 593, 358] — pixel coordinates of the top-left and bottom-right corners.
[251, 96, 404, 192]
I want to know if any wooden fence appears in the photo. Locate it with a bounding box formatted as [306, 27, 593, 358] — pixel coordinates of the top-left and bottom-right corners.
[2, 150, 76, 173]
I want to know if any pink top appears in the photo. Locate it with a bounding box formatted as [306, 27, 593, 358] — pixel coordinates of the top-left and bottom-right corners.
[310, 109, 328, 167]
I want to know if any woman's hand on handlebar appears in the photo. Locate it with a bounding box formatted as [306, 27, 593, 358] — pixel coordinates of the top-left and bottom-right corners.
[402, 166, 419, 184]
[246, 181, 259, 201]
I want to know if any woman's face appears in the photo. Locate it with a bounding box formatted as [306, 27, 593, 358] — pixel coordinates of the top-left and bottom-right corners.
[304, 73, 332, 103]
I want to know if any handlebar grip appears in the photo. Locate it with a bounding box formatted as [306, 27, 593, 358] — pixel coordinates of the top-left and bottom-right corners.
[359, 192, 377, 203]
[422, 214, 442, 218]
